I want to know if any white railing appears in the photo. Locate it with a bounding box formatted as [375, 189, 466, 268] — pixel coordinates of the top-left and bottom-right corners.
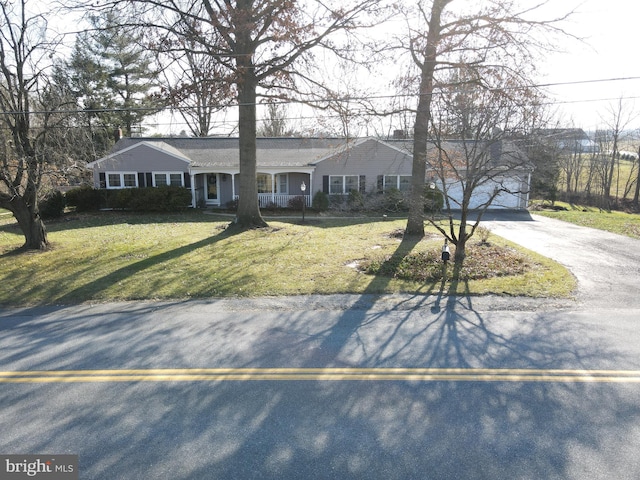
[235, 194, 311, 208]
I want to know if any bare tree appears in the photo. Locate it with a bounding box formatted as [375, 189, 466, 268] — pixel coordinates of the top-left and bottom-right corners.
[427, 66, 539, 266]
[0, 0, 64, 250]
[258, 103, 295, 137]
[634, 141, 640, 208]
[110, 0, 382, 229]
[598, 98, 636, 209]
[156, 27, 234, 137]
[399, 0, 575, 237]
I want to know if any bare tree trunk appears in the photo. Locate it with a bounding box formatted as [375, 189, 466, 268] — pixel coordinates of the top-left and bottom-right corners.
[604, 148, 617, 210]
[234, 37, 267, 229]
[406, 0, 451, 237]
[634, 146, 640, 208]
[454, 210, 469, 267]
[406, 86, 431, 237]
[5, 193, 49, 251]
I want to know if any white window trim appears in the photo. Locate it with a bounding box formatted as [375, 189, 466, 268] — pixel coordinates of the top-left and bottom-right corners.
[152, 171, 185, 187]
[106, 172, 138, 189]
[256, 173, 272, 194]
[277, 173, 288, 194]
[383, 175, 411, 192]
[329, 175, 359, 195]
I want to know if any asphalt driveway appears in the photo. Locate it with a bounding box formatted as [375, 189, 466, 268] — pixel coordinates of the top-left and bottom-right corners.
[481, 211, 640, 309]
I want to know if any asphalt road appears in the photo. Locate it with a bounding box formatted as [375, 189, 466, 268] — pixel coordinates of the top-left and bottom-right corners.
[1, 212, 640, 479]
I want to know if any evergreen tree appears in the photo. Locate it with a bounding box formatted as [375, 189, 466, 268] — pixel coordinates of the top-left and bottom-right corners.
[65, 11, 162, 138]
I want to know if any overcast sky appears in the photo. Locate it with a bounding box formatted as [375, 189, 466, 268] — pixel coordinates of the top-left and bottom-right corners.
[540, 0, 640, 129]
[142, 0, 640, 135]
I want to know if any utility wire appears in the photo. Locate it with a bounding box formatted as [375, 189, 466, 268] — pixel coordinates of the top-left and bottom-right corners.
[2, 75, 640, 116]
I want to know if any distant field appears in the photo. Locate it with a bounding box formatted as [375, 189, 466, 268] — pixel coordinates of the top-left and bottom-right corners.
[556, 156, 637, 199]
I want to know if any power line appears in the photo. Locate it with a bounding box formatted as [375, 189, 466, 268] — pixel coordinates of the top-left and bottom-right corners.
[2, 75, 640, 117]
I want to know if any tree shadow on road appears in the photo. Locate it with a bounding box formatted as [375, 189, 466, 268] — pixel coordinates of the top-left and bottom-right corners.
[1, 230, 639, 479]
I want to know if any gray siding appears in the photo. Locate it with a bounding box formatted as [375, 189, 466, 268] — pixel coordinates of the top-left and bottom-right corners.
[96, 144, 189, 173]
[312, 139, 412, 194]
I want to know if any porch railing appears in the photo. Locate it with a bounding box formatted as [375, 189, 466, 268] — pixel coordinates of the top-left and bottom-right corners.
[234, 194, 311, 208]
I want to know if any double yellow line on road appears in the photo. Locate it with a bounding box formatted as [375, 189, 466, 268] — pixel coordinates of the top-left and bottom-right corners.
[2, 368, 640, 383]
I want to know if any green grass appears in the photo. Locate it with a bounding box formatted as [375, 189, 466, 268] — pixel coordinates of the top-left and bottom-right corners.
[532, 201, 640, 239]
[0, 211, 574, 306]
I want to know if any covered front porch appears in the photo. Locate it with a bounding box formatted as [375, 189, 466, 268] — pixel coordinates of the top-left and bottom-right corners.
[190, 169, 313, 208]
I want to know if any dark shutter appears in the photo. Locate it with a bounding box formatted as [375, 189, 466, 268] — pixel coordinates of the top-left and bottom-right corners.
[359, 175, 366, 194]
[377, 175, 383, 193]
[184, 172, 191, 188]
[145, 172, 153, 187]
[322, 175, 329, 194]
[137, 173, 145, 188]
[99, 172, 106, 189]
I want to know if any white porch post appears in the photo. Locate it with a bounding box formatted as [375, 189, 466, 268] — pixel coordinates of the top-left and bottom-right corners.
[232, 172, 236, 200]
[308, 171, 313, 206]
[190, 173, 196, 208]
[271, 173, 276, 204]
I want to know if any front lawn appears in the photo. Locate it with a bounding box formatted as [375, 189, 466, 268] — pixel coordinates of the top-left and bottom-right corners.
[0, 211, 574, 306]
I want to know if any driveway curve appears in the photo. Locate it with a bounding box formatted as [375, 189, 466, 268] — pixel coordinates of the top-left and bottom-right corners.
[481, 211, 640, 309]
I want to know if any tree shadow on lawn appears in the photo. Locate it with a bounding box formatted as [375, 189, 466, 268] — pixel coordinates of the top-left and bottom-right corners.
[48, 227, 249, 305]
[0, 210, 224, 238]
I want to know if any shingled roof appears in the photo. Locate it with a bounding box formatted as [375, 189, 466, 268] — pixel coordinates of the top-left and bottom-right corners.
[107, 137, 359, 168]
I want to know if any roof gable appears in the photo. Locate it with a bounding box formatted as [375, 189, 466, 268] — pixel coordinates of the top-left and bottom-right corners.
[88, 141, 191, 168]
[310, 137, 411, 165]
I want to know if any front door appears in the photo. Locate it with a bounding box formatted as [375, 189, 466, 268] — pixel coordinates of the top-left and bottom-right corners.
[206, 174, 219, 204]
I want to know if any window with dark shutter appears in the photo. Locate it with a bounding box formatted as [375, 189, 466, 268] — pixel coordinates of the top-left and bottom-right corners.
[145, 173, 153, 188]
[377, 175, 383, 193]
[322, 175, 329, 194]
[184, 173, 191, 188]
[359, 175, 366, 194]
[99, 172, 106, 189]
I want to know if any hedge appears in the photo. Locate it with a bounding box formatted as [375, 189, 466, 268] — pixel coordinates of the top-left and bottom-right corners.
[65, 186, 192, 212]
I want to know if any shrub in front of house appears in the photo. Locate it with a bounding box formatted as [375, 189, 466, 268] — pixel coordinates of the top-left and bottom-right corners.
[125, 186, 192, 212]
[261, 201, 280, 211]
[381, 187, 406, 212]
[312, 191, 329, 212]
[348, 189, 364, 211]
[424, 187, 444, 213]
[65, 186, 191, 212]
[328, 194, 349, 211]
[39, 190, 66, 219]
[65, 185, 102, 212]
[287, 195, 306, 210]
[113, 188, 134, 210]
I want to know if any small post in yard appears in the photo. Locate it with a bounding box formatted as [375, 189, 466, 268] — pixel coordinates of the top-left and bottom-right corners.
[300, 181, 306, 222]
[441, 239, 450, 280]
[441, 239, 450, 263]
